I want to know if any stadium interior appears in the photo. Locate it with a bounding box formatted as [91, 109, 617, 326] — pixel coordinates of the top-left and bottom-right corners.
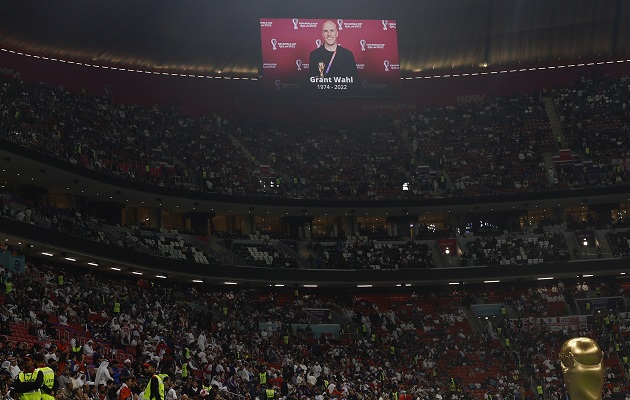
[1, 1, 630, 399]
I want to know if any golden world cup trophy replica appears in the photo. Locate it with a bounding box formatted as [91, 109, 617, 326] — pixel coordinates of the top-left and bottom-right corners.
[559, 337, 604, 400]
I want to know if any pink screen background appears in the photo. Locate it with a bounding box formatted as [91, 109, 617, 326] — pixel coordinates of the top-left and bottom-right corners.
[260, 18, 400, 95]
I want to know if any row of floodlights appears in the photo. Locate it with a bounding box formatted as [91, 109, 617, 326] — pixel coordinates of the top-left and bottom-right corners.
[40, 250, 613, 287]
[38, 251, 313, 286]
[41, 251, 170, 281]
[4, 48, 630, 80]
[449, 274, 599, 285]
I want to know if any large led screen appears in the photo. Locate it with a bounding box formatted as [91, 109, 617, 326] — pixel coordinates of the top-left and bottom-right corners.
[260, 18, 400, 97]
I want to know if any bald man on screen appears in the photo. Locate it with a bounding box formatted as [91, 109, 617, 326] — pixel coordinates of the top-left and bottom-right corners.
[309, 20, 358, 85]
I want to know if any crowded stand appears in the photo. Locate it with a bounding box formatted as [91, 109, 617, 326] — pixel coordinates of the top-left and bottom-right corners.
[230, 117, 411, 199]
[228, 241, 299, 269]
[552, 76, 630, 188]
[135, 234, 212, 265]
[553, 76, 630, 161]
[510, 284, 569, 318]
[461, 231, 570, 267]
[607, 230, 630, 258]
[112, 227, 222, 266]
[402, 94, 555, 197]
[2, 74, 630, 202]
[0, 77, 254, 196]
[6, 184, 630, 273]
[1, 258, 630, 400]
[0, 195, 221, 267]
[307, 238, 434, 270]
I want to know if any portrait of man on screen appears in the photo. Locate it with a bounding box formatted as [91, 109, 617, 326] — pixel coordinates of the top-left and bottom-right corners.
[308, 20, 359, 87]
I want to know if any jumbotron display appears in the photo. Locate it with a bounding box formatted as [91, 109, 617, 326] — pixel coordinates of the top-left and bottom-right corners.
[260, 18, 400, 97]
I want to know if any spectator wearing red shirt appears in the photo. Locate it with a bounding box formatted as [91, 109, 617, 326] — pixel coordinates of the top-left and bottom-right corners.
[118, 375, 136, 400]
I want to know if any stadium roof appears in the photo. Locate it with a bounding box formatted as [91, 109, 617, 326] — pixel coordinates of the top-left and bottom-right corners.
[1, 0, 629, 78]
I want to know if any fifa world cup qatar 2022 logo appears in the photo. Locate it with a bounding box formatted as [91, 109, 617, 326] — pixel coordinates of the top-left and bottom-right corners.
[296, 60, 303, 71]
[382, 20, 388, 30]
[337, 19, 343, 30]
[384, 60, 390, 71]
[292, 18, 299, 29]
[315, 39, 322, 48]
[271, 38, 278, 50]
[360, 39, 366, 51]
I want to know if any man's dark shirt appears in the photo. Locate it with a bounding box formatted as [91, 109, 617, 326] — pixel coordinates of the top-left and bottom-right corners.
[308, 45, 358, 86]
